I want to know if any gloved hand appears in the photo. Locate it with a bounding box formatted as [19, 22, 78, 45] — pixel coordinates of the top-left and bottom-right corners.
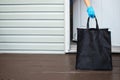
[87, 6, 95, 18]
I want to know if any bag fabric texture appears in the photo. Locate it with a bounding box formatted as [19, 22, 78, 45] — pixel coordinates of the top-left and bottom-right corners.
[76, 17, 112, 70]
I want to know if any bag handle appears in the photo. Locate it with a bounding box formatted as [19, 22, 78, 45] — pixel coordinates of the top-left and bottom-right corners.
[87, 16, 99, 29]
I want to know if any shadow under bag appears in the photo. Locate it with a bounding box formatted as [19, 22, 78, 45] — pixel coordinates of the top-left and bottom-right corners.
[76, 17, 112, 70]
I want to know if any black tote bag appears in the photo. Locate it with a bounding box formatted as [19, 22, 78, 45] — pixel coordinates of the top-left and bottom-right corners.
[76, 17, 112, 70]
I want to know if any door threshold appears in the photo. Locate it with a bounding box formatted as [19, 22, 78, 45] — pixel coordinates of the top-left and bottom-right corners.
[69, 41, 77, 53]
[69, 41, 120, 53]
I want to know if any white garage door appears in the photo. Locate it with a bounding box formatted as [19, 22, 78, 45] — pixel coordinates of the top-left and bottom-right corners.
[0, 0, 65, 54]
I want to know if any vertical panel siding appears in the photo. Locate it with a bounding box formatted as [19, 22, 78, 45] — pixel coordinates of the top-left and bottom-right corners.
[0, 0, 65, 53]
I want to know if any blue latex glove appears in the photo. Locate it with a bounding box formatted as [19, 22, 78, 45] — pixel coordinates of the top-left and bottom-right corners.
[87, 6, 95, 18]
